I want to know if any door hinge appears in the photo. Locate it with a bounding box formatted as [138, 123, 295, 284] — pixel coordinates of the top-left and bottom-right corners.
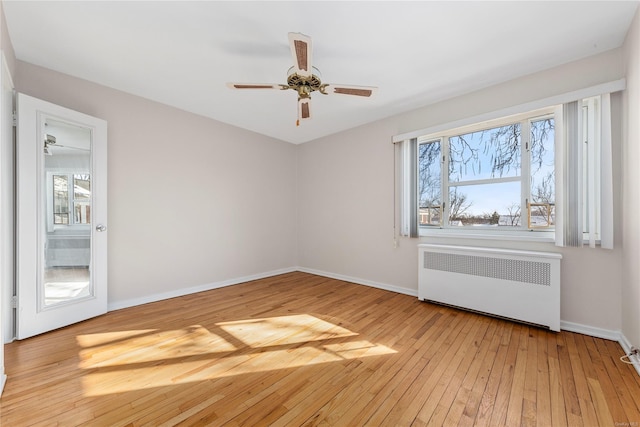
[12, 111, 17, 127]
[11, 295, 17, 309]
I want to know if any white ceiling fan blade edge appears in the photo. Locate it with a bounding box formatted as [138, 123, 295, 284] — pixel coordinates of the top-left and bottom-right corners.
[227, 83, 283, 90]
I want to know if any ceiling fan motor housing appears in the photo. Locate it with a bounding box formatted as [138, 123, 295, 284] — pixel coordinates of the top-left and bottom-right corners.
[286, 66, 324, 99]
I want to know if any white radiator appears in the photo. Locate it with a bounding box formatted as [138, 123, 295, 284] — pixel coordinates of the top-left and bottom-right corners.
[418, 244, 562, 331]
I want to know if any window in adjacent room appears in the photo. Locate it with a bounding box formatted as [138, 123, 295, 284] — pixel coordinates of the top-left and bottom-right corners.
[52, 173, 91, 226]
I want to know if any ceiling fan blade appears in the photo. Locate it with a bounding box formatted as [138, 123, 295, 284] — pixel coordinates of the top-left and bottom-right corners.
[297, 98, 311, 126]
[226, 83, 283, 90]
[324, 84, 378, 97]
[288, 32, 312, 78]
[55, 144, 90, 151]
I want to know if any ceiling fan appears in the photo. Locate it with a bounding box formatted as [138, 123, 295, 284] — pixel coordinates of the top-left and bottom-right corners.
[227, 32, 378, 126]
[43, 134, 89, 155]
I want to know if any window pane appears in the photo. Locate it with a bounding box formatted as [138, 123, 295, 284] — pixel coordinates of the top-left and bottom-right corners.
[53, 213, 69, 225]
[528, 203, 555, 228]
[530, 117, 555, 227]
[418, 140, 441, 225]
[449, 123, 521, 182]
[74, 174, 91, 201]
[74, 202, 91, 224]
[53, 175, 69, 225]
[448, 181, 521, 227]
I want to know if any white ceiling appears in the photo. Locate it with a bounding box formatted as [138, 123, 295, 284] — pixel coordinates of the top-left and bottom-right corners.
[3, 1, 638, 144]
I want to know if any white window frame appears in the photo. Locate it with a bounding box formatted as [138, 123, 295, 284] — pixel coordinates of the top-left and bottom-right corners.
[416, 107, 556, 240]
[46, 169, 91, 233]
[394, 79, 623, 246]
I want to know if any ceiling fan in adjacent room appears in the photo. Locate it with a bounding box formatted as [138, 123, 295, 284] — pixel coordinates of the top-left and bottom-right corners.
[227, 32, 378, 126]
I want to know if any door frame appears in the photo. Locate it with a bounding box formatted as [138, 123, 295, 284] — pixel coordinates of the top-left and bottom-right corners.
[0, 50, 14, 395]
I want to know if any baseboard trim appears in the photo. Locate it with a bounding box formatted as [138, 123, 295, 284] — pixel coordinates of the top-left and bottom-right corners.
[107, 267, 297, 311]
[619, 333, 640, 377]
[560, 320, 621, 341]
[296, 267, 418, 297]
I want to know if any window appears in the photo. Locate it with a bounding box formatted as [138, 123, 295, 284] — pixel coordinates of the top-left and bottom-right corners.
[52, 173, 91, 226]
[418, 139, 441, 226]
[417, 108, 555, 232]
[53, 174, 70, 224]
[395, 82, 621, 246]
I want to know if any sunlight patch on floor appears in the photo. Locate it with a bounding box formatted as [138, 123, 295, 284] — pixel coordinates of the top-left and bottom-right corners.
[77, 325, 238, 369]
[77, 314, 396, 396]
[216, 314, 358, 347]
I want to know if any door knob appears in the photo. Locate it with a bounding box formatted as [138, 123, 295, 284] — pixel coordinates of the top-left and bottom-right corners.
[96, 224, 107, 232]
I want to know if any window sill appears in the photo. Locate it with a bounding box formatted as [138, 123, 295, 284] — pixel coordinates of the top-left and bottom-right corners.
[419, 227, 555, 243]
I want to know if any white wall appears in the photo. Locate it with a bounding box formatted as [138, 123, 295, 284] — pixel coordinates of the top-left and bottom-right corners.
[15, 62, 299, 308]
[298, 48, 627, 333]
[622, 8, 640, 351]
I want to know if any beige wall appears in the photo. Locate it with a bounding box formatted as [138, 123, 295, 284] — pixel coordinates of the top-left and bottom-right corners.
[622, 8, 640, 349]
[15, 62, 299, 307]
[298, 48, 627, 333]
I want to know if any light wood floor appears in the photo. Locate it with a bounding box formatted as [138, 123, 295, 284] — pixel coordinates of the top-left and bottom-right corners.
[2, 272, 640, 426]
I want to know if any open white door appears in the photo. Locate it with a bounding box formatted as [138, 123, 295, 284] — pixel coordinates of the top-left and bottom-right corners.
[16, 93, 107, 339]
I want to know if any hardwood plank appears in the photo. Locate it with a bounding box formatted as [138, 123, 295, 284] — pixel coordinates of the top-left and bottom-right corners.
[459, 319, 506, 427]
[534, 328, 552, 427]
[520, 327, 538, 427]
[603, 339, 640, 420]
[588, 376, 616, 426]
[415, 316, 493, 425]
[503, 325, 529, 426]
[595, 337, 640, 424]
[1, 272, 638, 426]
[378, 309, 473, 425]
[488, 323, 522, 426]
[564, 331, 600, 427]
[581, 335, 627, 424]
[363, 307, 467, 425]
[546, 328, 568, 427]
[474, 322, 514, 427]
[443, 318, 500, 426]
[556, 332, 582, 422]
